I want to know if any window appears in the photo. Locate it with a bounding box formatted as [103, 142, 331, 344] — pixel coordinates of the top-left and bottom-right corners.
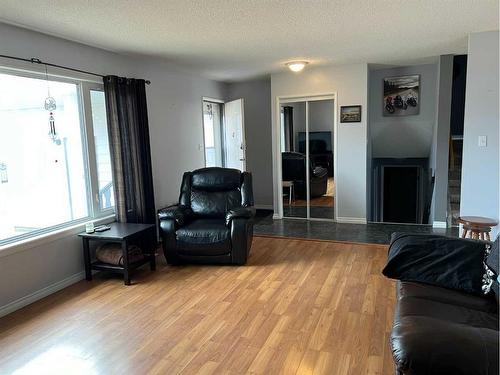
[90, 90, 114, 210]
[0, 69, 114, 245]
[202, 101, 223, 167]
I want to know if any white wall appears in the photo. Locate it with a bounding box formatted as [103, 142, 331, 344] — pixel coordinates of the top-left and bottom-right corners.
[0, 23, 226, 315]
[271, 63, 368, 222]
[369, 63, 438, 158]
[226, 78, 273, 208]
[460, 31, 499, 236]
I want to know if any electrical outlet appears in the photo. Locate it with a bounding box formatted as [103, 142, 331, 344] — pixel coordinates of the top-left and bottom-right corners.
[478, 135, 487, 147]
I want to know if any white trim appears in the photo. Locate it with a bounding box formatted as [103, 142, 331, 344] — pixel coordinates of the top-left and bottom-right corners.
[272, 213, 281, 220]
[0, 59, 101, 84]
[336, 216, 367, 224]
[0, 215, 115, 258]
[432, 221, 447, 228]
[0, 271, 85, 318]
[279, 92, 339, 103]
[202, 96, 224, 104]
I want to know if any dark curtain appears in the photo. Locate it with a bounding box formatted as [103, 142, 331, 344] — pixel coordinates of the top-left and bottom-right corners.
[103, 76, 156, 224]
[283, 106, 294, 151]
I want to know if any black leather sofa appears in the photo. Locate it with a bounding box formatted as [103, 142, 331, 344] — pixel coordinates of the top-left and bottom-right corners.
[282, 152, 328, 199]
[158, 167, 255, 265]
[386, 234, 499, 375]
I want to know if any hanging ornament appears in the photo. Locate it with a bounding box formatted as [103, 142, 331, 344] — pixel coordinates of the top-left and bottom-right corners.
[44, 96, 56, 111]
[207, 103, 213, 119]
[0, 163, 8, 184]
[44, 65, 59, 144]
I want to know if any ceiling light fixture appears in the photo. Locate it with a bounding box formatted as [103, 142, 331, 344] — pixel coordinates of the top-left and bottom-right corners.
[286, 61, 309, 72]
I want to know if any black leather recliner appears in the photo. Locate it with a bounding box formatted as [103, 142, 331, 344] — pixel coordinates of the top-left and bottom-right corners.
[158, 167, 255, 265]
[282, 152, 328, 199]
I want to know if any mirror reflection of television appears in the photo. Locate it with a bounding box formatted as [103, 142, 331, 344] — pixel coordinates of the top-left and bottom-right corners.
[298, 131, 332, 154]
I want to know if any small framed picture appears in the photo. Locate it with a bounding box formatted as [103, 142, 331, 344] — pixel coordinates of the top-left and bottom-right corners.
[340, 105, 362, 123]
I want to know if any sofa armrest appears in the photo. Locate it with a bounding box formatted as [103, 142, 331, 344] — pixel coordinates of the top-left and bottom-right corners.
[158, 205, 194, 227]
[225, 207, 255, 226]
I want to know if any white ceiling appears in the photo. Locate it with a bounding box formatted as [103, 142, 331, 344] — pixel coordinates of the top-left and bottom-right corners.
[1, 0, 498, 82]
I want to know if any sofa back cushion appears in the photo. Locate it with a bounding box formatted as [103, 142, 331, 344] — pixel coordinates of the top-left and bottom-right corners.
[179, 167, 246, 218]
[190, 189, 241, 218]
[191, 168, 241, 191]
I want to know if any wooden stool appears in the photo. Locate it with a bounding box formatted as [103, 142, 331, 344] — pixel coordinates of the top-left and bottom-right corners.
[458, 216, 498, 241]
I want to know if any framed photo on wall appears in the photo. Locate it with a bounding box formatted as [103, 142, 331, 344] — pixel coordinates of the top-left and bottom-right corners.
[383, 75, 420, 116]
[340, 105, 362, 123]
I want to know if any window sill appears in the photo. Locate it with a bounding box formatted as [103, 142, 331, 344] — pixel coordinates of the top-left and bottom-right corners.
[0, 215, 116, 259]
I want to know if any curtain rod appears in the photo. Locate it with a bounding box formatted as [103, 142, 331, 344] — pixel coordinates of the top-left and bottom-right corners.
[0, 54, 151, 85]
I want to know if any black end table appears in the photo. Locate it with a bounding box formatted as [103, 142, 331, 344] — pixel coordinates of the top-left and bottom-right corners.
[78, 223, 156, 285]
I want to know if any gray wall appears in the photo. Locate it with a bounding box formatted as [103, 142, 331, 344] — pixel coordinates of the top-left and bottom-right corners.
[271, 63, 369, 222]
[309, 100, 335, 132]
[282, 101, 306, 151]
[139, 59, 227, 209]
[369, 64, 438, 158]
[460, 31, 499, 236]
[226, 78, 273, 208]
[0, 23, 226, 314]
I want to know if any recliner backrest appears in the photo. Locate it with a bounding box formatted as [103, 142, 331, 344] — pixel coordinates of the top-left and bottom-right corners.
[179, 167, 253, 218]
[282, 152, 307, 181]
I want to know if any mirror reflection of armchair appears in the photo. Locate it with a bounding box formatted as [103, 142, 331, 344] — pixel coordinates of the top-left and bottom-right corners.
[282, 152, 328, 199]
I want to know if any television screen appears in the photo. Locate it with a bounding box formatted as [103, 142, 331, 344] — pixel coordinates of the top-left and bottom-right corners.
[297, 131, 332, 154]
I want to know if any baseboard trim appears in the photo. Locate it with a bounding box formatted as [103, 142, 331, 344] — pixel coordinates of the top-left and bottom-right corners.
[336, 217, 367, 224]
[0, 271, 85, 318]
[432, 221, 447, 228]
[272, 213, 281, 220]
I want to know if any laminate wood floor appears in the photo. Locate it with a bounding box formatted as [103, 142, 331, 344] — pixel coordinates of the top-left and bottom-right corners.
[0, 237, 396, 375]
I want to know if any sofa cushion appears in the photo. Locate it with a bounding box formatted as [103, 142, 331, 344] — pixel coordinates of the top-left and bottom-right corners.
[397, 281, 498, 314]
[396, 293, 498, 331]
[383, 233, 486, 295]
[176, 219, 230, 256]
[391, 281, 499, 375]
[391, 315, 499, 375]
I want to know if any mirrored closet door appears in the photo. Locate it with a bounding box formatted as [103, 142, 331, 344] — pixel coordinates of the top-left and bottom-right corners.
[279, 97, 335, 221]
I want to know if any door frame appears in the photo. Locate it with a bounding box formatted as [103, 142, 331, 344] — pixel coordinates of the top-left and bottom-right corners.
[274, 93, 338, 222]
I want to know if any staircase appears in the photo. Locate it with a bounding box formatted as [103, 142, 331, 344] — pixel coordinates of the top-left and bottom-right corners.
[448, 138, 463, 226]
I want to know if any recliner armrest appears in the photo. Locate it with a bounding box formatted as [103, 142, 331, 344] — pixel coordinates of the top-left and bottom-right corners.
[158, 205, 194, 226]
[225, 207, 255, 226]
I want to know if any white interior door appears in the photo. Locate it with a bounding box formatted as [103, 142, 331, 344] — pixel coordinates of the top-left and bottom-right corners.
[224, 99, 246, 171]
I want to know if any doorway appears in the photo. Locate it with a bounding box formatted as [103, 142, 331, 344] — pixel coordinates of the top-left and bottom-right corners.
[278, 95, 336, 221]
[202, 98, 246, 171]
